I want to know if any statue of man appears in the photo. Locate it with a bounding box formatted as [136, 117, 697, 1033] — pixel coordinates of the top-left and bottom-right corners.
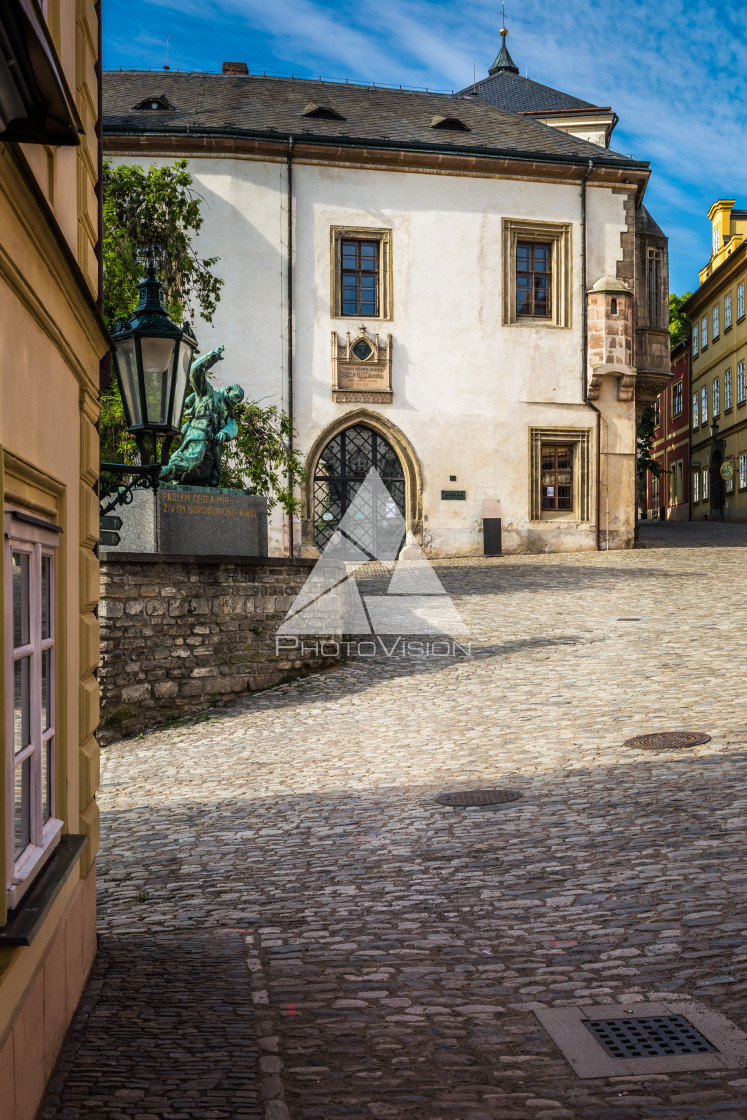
[161, 346, 245, 487]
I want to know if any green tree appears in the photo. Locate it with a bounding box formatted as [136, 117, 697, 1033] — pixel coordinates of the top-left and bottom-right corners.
[669, 291, 692, 347]
[636, 403, 663, 507]
[102, 159, 303, 513]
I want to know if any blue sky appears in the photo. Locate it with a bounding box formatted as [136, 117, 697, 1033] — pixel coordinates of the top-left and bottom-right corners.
[104, 0, 747, 294]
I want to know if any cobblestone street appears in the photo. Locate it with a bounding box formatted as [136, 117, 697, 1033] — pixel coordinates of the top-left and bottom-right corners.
[44, 526, 747, 1119]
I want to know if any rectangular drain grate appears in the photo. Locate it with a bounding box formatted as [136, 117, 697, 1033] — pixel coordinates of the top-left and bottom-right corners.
[584, 1015, 716, 1059]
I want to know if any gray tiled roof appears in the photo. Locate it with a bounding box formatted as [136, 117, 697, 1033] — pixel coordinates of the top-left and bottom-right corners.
[103, 72, 644, 168]
[460, 69, 598, 114]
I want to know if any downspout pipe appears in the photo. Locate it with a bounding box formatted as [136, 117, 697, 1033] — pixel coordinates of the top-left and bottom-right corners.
[287, 136, 294, 557]
[581, 158, 602, 551]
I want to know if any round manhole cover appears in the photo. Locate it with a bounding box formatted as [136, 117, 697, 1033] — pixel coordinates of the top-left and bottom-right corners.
[624, 731, 711, 751]
[435, 788, 522, 807]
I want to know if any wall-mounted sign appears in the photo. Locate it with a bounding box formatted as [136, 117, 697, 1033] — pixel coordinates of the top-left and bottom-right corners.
[332, 328, 392, 404]
[721, 461, 734, 480]
[441, 490, 466, 501]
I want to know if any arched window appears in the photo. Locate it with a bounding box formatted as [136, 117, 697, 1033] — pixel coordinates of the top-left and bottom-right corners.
[313, 425, 405, 550]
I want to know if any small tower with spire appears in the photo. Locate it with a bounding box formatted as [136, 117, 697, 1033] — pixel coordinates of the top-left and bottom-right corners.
[489, 6, 519, 76]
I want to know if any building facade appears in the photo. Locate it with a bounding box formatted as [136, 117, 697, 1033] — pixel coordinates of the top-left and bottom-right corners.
[103, 32, 670, 556]
[686, 200, 747, 522]
[0, 1, 108, 1116]
[645, 339, 691, 520]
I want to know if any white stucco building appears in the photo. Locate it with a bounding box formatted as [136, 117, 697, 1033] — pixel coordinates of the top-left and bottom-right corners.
[103, 30, 670, 556]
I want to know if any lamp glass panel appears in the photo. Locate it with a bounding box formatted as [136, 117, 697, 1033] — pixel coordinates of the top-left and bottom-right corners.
[171, 339, 195, 429]
[140, 336, 176, 426]
[114, 337, 142, 427]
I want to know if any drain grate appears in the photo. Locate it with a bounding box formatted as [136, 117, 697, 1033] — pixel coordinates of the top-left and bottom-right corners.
[624, 731, 711, 750]
[435, 788, 522, 808]
[584, 1015, 715, 1059]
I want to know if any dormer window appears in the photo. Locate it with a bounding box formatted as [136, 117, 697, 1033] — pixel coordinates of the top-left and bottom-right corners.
[301, 103, 345, 121]
[132, 95, 176, 112]
[431, 115, 470, 132]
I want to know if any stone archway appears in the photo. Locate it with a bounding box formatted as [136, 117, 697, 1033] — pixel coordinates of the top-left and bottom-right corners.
[301, 410, 423, 556]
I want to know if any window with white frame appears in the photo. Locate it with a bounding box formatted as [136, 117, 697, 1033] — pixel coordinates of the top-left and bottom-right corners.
[672, 381, 683, 417]
[725, 368, 733, 410]
[739, 360, 746, 404]
[725, 293, 732, 330]
[702, 315, 708, 348]
[713, 304, 720, 339]
[701, 385, 708, 423]
[713, 377, 720, 416]
[693, 322, 699, 356]
[741, 453, 747, 490]
[651, 472, 659, 508]
[726, 469, 734, 493]
[4, 512, 62, 908]
[702, 468, 709, 502]
[714, 228, 720, 254]
[739, 282, 746, 320]
[693, 472, 700, 504]
[693, 390, 699, 428]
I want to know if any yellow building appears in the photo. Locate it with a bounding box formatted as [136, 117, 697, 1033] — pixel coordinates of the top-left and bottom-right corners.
[685, 200, 747, 520]
[0, 1, 108, 1116]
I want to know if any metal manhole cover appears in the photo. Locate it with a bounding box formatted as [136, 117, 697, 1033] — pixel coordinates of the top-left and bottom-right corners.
[584, 1015, 715, 1059]
[624, 731, 711, 750]
[435, 788, 522, 808]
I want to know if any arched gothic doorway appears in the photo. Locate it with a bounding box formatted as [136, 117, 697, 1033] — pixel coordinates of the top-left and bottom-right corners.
[313, 424, 406, 550]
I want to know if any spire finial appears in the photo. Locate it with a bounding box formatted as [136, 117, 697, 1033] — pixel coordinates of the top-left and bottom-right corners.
[489, 5, 519, 75]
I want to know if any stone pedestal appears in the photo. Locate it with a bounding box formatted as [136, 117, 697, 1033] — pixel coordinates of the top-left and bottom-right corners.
[106, 485, 268, 556]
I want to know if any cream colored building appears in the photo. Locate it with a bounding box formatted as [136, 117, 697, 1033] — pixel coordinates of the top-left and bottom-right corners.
[103, 32, 670, 555]
[686, 200, 747, 521]
[0, 1, 108, 1116]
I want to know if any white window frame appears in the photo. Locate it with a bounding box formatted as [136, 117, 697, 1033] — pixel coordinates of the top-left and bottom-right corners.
[740, 453, 747, 491]
[713, 304, 719, 340]
[4, 510, 62, 908]
[672, 380, 683, 417]
[739, 360, 746, 405]
[693, 322, 699, 356]
[725, 368, 733, 410]
[713, 377, 720, 416]
[714, 229, 720, 254]
[701, 385, 708, 424]
[693, 472, 699, 504]
[702, 468, 709, 502]
[701, 316, 708, 348]
[725, 293, 732, 330]
[739, 283, 745, 320]
[727, 470, 734, 494]
[693, 391, 699, 428]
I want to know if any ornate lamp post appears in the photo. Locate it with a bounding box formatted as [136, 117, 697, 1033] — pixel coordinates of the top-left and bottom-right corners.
[101, 263, 197, 515]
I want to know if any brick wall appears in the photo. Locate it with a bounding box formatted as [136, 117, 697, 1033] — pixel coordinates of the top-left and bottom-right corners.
[98, 552, 339, 743]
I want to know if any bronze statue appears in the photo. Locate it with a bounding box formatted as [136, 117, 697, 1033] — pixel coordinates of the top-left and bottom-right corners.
[161, 346, 245, 487]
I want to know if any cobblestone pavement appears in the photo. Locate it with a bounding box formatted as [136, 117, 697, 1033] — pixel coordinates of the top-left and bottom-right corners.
[45, 530, 747, 1119]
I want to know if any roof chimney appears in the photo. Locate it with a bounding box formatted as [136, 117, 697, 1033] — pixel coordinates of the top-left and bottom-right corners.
[222, 61, 248, 75]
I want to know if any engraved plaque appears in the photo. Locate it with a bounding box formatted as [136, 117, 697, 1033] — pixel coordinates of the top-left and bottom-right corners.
[337, 362, 389, 391]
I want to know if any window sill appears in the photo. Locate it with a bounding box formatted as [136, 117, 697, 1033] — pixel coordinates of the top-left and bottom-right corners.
[725, 325, 733, 333]
[0, 835, 88, 947]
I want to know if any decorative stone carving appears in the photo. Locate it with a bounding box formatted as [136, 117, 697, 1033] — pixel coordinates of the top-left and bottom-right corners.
[587, 363, 637, 403]
[586, 276, 637, 404]
[331, 326, 392, 404]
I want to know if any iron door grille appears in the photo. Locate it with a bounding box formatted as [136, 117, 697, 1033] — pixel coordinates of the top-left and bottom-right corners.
[313, 425, 405, 550]
[584, 1016, 715, 1059]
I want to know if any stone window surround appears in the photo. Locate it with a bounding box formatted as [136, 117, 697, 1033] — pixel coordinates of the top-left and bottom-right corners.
[330, 226, 393, 321]
[713, 377, 720, 416]
[701, 385, 708, 423]
[725, 367, 733, 410]
[3, 508, 63, 909]
[529, 428, 590, 522]
[738, 360, 746, 405]
[725, 292, 732, 330]
[713, 303, 720, 339]
[503, 218, 572, 329]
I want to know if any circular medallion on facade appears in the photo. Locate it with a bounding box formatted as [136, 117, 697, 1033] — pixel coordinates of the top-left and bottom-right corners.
[623, 731, 711, 750]
[721, 461, 734, 480]
[435, 788, 522, 807]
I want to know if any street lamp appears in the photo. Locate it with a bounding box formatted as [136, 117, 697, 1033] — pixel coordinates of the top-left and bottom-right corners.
[101, 262, 197, 516]
[111, 260, 197, 463]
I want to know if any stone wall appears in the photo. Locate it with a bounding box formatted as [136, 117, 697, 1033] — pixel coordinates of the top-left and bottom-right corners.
[98, 552, 338, 743]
